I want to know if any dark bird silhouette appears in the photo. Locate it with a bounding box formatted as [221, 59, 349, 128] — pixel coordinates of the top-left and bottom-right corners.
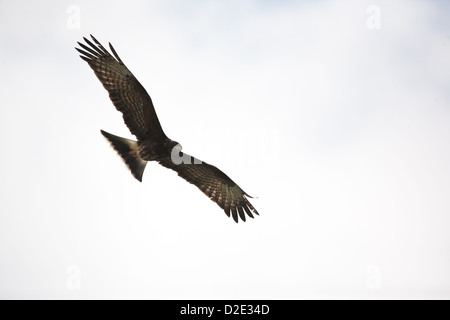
[76, 35, 259, 222]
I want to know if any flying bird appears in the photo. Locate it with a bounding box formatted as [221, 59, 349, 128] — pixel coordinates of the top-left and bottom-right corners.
[76, 35, 259, 223]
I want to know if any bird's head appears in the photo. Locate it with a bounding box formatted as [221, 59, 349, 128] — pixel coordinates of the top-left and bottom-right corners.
[173, 142, 182, 153]
[166, 139, 184, 163]
[166, 139, 182, 153]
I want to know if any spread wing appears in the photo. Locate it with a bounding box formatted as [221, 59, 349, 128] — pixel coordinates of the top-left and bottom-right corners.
[158, 154, 259, 223]
[76, 35, 165, 141]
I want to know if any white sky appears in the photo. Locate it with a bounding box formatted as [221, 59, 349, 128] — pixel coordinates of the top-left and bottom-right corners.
[1, 0, 450, 299]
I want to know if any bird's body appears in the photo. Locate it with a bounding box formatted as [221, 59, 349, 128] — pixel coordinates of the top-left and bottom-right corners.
[138, 137, 178, 161]
[76, 35, 259, 222]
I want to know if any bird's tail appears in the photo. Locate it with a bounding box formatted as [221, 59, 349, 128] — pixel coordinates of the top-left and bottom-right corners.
[100, 130, 147, 182]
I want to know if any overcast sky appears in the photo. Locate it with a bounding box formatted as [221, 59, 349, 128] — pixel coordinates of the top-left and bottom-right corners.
[1, 0, 450, 299]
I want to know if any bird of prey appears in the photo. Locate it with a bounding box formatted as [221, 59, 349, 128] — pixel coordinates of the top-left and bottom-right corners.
[76, 35, 259, 223]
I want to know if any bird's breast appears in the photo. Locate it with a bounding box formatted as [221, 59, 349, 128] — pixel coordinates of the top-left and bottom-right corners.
[138, 140, 169, 161]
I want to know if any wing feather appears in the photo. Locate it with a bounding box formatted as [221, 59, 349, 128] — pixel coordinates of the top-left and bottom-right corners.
[237, 206, 246, 222]
[76, 35, 166, 141]
[158, 154, 258, 222]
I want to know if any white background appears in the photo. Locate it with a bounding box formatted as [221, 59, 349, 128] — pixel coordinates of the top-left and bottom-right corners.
[1, 0, 449, 299]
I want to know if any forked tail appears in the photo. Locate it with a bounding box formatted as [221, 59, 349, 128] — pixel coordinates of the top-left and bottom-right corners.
[100, 130, 147, 182]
